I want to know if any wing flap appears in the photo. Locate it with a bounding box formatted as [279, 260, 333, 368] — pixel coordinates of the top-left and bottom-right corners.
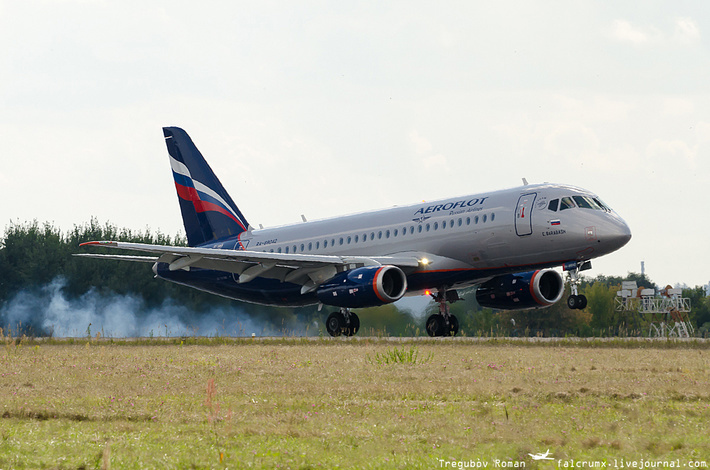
[73, 253, 159, 263]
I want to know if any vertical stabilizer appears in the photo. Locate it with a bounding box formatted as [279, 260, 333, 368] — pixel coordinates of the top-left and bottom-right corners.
[163, 127, 249, 247]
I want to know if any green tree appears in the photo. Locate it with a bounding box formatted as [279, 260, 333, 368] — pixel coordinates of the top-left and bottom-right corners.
[683, 286, 710, 333]
[584, 281, 618, 332]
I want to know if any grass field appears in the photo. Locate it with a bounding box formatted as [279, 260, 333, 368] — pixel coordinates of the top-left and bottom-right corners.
[1, 337, 710, 469]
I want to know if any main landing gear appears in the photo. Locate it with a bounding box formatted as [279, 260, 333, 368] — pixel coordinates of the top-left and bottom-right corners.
[326, 308, 360, 337]
[426, 289, 460, 337]
[566, 261, 590, 310]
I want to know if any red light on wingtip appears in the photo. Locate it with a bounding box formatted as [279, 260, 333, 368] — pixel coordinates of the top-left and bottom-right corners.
[424, 290, 431, 296]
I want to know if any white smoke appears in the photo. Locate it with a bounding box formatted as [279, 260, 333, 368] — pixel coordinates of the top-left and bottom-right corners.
[0, 278, 302, 337]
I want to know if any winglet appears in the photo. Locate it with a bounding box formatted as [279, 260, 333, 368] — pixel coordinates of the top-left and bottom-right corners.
[79, 241, 118, 247]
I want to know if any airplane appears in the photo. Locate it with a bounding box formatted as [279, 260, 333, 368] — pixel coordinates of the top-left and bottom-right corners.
[528, 450, 554, 461]
[79, 127, 632, 337]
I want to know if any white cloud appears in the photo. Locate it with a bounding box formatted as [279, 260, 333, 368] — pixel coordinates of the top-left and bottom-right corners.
[420, 154, 449, 172]
[646, 139, 696, 169]
[694, 122, 710, 143]
[544, 123, 599, 159]
[409, 130, 433, 154]
[673, 17, 700, 45]
[609, 17, 700, 47]
[662, 97, 695, 116]
[610, 19, 655, 45]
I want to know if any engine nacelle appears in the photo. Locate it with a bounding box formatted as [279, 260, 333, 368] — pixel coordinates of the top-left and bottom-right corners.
[475, 269, 564, 310]
[316, 265, 408, 308]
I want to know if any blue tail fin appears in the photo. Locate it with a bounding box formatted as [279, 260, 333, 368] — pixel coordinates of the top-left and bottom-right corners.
[163, 127, 250, 247]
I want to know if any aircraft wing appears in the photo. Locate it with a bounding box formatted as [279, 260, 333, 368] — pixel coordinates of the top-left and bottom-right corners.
[79, 241, 424, 293]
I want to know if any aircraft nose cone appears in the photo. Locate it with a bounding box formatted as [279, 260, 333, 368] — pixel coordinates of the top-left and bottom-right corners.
[607, 218, 632, 251]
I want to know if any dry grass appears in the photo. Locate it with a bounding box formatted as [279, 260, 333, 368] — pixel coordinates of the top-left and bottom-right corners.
[1, 338, 709, 468]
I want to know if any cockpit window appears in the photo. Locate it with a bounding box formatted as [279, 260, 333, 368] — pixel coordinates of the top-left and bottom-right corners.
[573, 195, 610, 211]
[593, 197, 611, 212]
[554, 194, 612, 212]
[559, 197, 575, 211]
[572, 196, 594, 209]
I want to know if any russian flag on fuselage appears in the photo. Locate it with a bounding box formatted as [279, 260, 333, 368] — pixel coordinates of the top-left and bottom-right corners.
[163, 127, 249, 247]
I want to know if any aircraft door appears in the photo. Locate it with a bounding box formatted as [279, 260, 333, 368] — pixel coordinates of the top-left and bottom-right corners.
[515, 193, 537, 236]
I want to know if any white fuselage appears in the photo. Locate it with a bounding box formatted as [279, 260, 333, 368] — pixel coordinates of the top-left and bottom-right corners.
[216, 182, 630, 295]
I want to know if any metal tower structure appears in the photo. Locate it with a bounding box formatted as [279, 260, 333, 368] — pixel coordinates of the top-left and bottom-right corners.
[615, 281, 694, 338]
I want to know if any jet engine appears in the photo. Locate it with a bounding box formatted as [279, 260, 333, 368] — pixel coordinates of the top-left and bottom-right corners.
[475, 269, 564, 310]
[316, 265, 408, 308]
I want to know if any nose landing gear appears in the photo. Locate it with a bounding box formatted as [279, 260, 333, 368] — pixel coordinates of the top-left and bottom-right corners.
[565, 261, 590, 310]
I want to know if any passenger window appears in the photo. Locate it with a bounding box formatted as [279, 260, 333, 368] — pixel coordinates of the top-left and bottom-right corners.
[354, 235, 359, 243]
[316, 241, 320, 249]
[466, 217, 471, 225]
[458, 218, 462, 226]
[300, 244, 305, 252]
[559, 197, 575, 211]
[548, 199, 559, 212]
[393, 229, 398, 237]
[475, 216, 479, 224]
[285, 246, 289, 254]
[410, 226, 414, 234]
[293, 245, 297, 253]
[339, 238, 343, 245]
[426, 223, 430, 232]
[433, 222, 438, 230]
[323, 240, 328, 248]
[308, 242, 312, 251]
[483, 214, 487, 223]
[378, 231, 382, 239]
[491, 213, 495, 221]
[418, 225, 423, 233]
[386, 230, 390, 238]
[278, 247, 282, 253]
[347, 236, 352, 244]
[572, 196, 593, 209]
[370, 232, 375, 241]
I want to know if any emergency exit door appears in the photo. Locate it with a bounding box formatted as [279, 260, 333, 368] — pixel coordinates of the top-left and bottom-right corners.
[515, 193, 537, 236]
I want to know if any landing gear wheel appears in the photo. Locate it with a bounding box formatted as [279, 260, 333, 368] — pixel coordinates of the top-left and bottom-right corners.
[426, 314, 445, 337]
[345, 312, 360, 337]
[567, 294, 588, 310]
[326, 312, 344, 337]
[447, 315, 459, 337]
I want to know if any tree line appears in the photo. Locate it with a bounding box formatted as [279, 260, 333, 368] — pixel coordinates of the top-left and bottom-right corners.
[0, 219, 321, 336]
[1, 220, 709, 337]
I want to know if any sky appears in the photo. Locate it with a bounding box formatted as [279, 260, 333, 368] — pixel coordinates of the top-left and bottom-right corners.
[1, 1, 709, 288]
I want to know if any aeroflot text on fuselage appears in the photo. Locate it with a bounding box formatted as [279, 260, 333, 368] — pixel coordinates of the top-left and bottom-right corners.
[413, 197, 489, 216]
